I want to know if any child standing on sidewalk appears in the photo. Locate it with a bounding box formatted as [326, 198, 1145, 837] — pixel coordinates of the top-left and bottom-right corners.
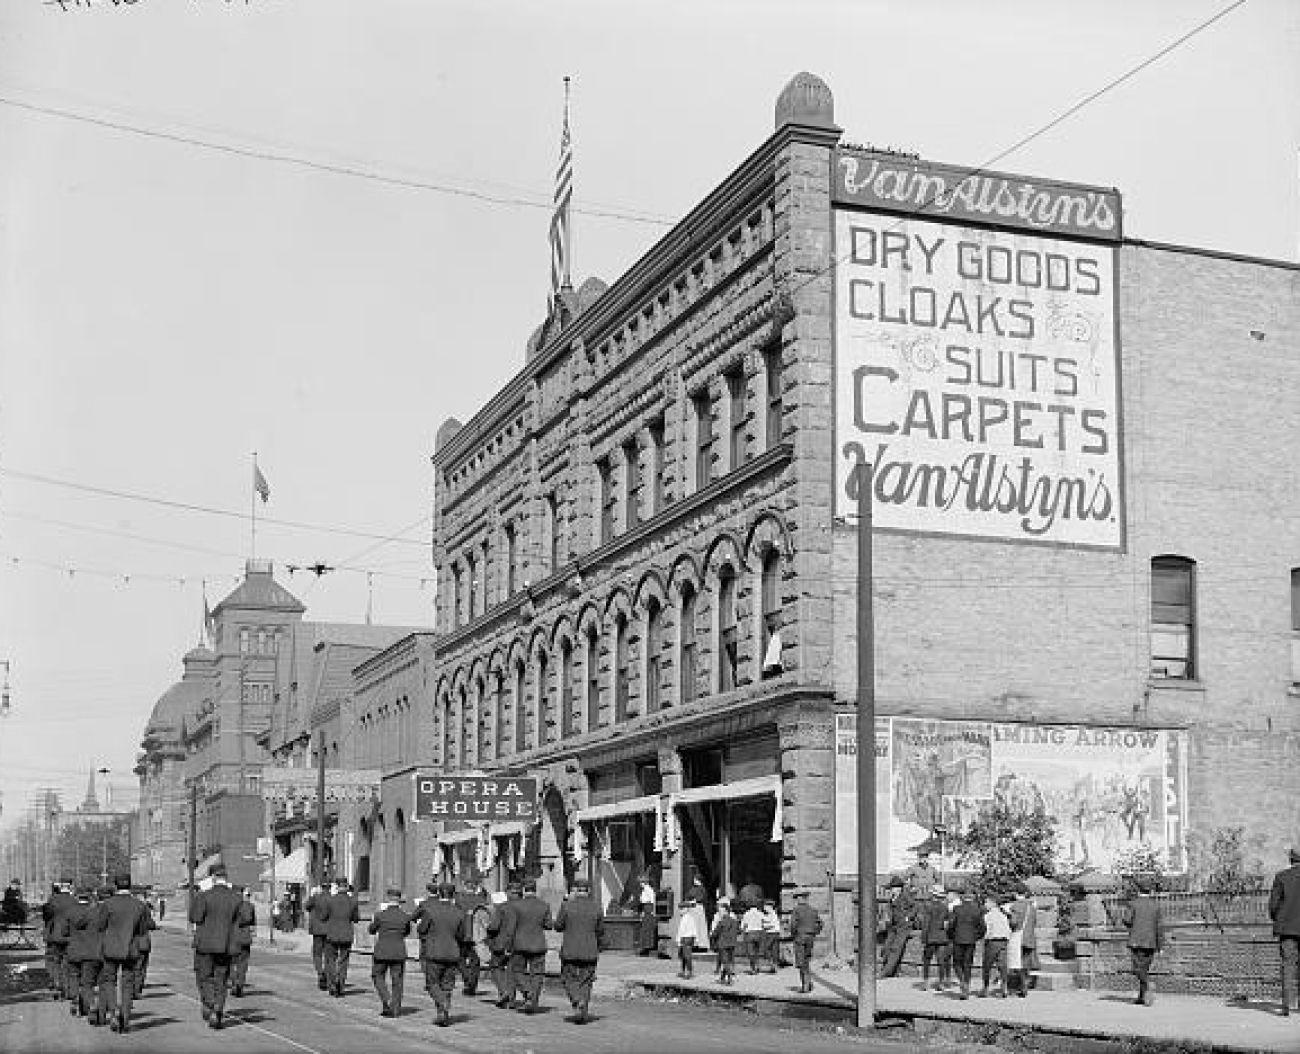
[980, 894, 1011, 998]
[710, 898, 740, 985]
[760, 900, 782, 973]
[675, 897, 702, 979]
[740, 900, 765, 974]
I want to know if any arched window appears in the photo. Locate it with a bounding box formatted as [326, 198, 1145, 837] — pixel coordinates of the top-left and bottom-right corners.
[614, 615, 630, 722]
[1151, 556, 1196, 680]
[466, 552, 477, 621]
[494, 672, 508, 759]
[459, 686, 472, 768]
[514, 661, 528, 754]
[680, 584, 698, 704]
[560, 640, 575, 738]
[645, 599, 663, 714]
[476, 679, 489, 762]
[535, 650, 550, 748]
[586, 628, 601, 732]
[441, 694, 455, 770]
[760, 548, 783, 678]
[718, 567, 738, 692]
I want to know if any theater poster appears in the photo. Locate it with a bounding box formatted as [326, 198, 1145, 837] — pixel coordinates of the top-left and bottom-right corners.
[835, 716, 1188, 875]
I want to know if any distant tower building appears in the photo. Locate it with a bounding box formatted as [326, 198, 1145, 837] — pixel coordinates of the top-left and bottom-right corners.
[80, 768, 100, 813]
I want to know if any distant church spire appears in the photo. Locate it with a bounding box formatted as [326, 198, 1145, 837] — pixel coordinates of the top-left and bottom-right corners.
[81, 767, 100, 812]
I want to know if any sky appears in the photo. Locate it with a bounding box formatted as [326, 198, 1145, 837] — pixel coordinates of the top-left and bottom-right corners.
[0, 0, 1296, 829]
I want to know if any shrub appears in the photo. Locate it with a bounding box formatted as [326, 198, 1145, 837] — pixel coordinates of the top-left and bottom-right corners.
[953, 800, 1057, 901]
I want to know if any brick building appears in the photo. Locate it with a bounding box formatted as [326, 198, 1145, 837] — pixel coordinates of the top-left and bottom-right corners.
[428, 73, 1300, 943]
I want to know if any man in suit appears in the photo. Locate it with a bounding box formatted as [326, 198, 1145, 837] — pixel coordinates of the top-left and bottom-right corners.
[417, 881, 466, 1027]
[1268, 846, 1300, 1017]
[189, 862, 242, 1029]
[1122, 879, 1163, 1006]
[132, 889, 157, 999]
[229, 885, 257, 997]
[510, 880, 553, 1014]
[487, 882, 521, 1007]
[41, 879, 75, 1000]
[456, 873, 489, 996]
[304, 883, 330, 991]
[368, 886, 411, 1018]
[880, 877, 916, 978]
[62, 887, 101, 1021]
[321, 880, 360, 997]
[97, 873, 150, 1033]
[946, 890, 985, 1000]
[790, 888, 824, 994]
[554, 877, 604, 1024]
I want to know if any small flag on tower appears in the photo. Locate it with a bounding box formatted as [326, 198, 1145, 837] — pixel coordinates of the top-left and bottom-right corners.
[253, 462, 270, 504]
[548, 77, 573, 316]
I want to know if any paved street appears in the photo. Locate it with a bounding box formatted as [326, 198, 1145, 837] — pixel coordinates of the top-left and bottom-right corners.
[0, 930, 938, 1054]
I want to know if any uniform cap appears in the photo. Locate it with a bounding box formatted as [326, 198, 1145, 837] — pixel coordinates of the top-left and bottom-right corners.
[793, 888, 811, 898]
[571, 878, 591, 892]
[426, 880, 439, 894]
[506, 881, 523, 894]
[438, 881, 456, 897]
[886, 876, 905, 888]
[522, 880, 537, 894]
[386, 887, 403, 899]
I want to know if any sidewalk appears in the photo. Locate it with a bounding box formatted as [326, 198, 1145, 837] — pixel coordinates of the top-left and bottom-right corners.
[160, 920, 1295, 1052]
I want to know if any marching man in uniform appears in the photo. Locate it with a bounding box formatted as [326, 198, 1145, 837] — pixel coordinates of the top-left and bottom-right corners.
[486, 882, 521, 1008]
[188, 863, 242, 1029]
[97, 873, 151, 1034]
[789, 888, 824, 994]
[304, 884, 330, 990]
[417, 881, 466, 1027]
[229, 885, 257, 997]
[368, 887, 412, 1019]
[510, 880, 553, 1014]
[554, 876, 604, 1024]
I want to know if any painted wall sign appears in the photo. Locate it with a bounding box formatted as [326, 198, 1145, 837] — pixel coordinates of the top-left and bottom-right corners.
[834, 716, 1188, 875]
[834, 150, 1121, 242]
[414, 774, 538, 820]
[833, 210, 1122, 548]
[259, 768, 381, 805]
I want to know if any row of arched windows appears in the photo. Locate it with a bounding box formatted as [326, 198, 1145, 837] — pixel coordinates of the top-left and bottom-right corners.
[435, 515, 792, 769]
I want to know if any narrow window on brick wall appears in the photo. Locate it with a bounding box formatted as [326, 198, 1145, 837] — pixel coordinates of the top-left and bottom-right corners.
[514, 661, 528, 755]
[477, 679, 489, 762]
[482, 539, 491, 609]
[624, 437, 641, 530]
[1290, 567, 1300, 685]
[598, 457, 615, 545]
[240, 628, 250, 656]
[547, 493, 561, 574]
[441, 695, 454, 770]
[466, 552, 477, 621]
[764, 345, 783, 449]
[718, 567, 738, 692]
[505, 522, 517, 598]
[586, 628, 601, 732]
[1151, 555, 1196, 680]
[494, 673, 508, 760]
[645, 599, 663, 714]
[693, 390, 714, 491]
[453, 565, 464, 628]
[614, 615, 631, 722]
[649, 417, 666, 516]
[459, 686, 472, 769]
[760, 548, 783, 678]
[726, 369, 746, 471]
[680, 584, 698, 705]
[535, 651, 549, 748]
[561, 640, 575, 739]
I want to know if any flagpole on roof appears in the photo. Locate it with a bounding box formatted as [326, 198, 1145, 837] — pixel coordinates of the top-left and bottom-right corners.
[251, 452, 258, 560]
[548, 76, 574, 320]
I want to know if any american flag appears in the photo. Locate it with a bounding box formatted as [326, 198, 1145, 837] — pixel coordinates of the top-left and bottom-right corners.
[548, 79, 573, 315]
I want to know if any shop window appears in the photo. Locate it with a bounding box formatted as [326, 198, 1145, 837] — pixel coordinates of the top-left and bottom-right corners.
[726, 368, 746, 470]
[682, 746, 723, 788]
[693, 390, 714, 491]
[623, 437, 640, 530]
[1151, 555, 1196, 680]
[598, 457, 615, 545]
[680, 584, 698, 704]
[561, 640, 576, 738]
[645, 599, 663, 714]
[764, 344, 783, 449]
[586, 628, 601, 732]
[718, 567, 738, 692]
[614, 615, 630, 722]
[648, 417, 666, 516]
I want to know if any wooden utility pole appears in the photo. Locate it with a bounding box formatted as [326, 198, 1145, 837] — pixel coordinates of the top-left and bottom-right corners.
[855, 461, 878, 1029]
[187, 781, 197, 926]
[314, 730, 326, 888]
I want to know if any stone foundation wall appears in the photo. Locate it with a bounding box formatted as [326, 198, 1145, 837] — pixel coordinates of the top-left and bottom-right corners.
[1076, 926, 1280, 1000]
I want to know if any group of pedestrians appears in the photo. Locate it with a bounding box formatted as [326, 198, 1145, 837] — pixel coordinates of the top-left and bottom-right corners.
[337, 875, 602, 1027]
[38, 874, 157, 1034]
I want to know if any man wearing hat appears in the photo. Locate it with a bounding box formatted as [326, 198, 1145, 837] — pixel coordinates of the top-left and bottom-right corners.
[880, 876, 916, 978]
[455, 873, 489, 996]
[321, 879, 361, 997]
[62, 887, 101, 1021]
[97, 873, 151, 1034]
[1121, 878, 1163, 1006]
[368, 887, 412, 1018]
[789, 889, 824, 994]
[1268, 847, 1300, 1016]
[510, 879, 553, 1013]
[554, 876, 603, 1023]
[486, 883, 521, 1007]
[229, 885, 257, 997]
[304, 883, 330, 991]
[417, 881, 466, 1027]
[41, 879, 75, 1001]
[189, 862, 241, 1029]
[946, 889, 985, 1000]
[903, 843, 942, 903]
